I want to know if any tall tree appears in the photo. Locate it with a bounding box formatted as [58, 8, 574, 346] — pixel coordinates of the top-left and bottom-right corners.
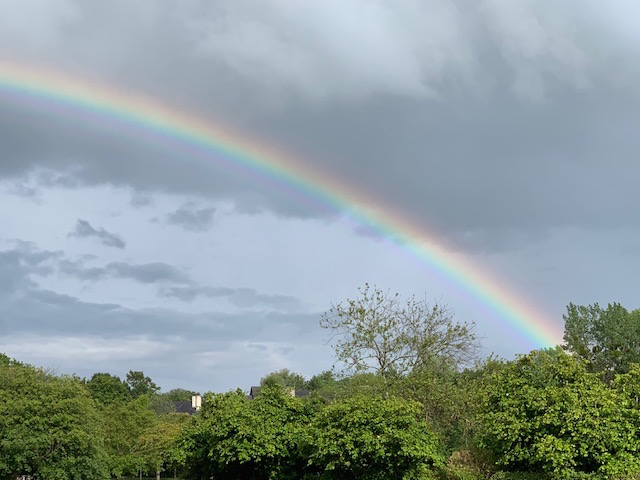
[87, 372, 131, 404]
[320, 284, 479, 377]
[134, 413, 189, 480]
[161, 388, 198, 402]
[563, 302, 640, 379]
[103, 396, 156, 478]
[260, 368, 306, 390]
[0, 361, 109, 479]
[126, 370, 160, 398]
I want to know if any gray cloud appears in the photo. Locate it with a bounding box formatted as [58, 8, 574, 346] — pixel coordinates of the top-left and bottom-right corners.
[69, 219, 126, 249]
[166, 203, 216, 232]
[5, 181, 39, 198]
[160, 285, 303, 311]
[130, 192, 153, 208]
[106, 261, 192, 285]
[59, 259, 192, 285]
[1, 1, 639, 254]
[0, 242, 326, 390]
[0, 242, 61, 293]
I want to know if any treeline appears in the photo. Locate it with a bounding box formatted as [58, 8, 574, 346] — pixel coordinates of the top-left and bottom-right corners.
[2, 286, 640, 479]
[0, 356, 192, 479]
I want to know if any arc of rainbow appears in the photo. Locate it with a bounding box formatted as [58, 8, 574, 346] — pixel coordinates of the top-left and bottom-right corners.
[0, 59, 562, 348]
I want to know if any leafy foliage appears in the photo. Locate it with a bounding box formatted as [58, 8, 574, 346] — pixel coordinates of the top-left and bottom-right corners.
[321, 284, 479, 376]
[303, 394, 445, 479]
[480, 348, 640, 477]
[126, 370, 160, 398]
[260, 368, 307, 390]
[102, 396, 157, 477]
[0, 361, 109, 479]
[563, 302, 640, 381]
[180, 386, 308, 479]
[160, 387, 198, 402]
[86, 372, 131, 404]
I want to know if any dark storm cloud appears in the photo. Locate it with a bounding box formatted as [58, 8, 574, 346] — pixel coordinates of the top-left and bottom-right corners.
[1, 0, 640, 255]
[69, 219, 126, 249]
[166, 203, 216, 232]
[160, 285, 303, 311]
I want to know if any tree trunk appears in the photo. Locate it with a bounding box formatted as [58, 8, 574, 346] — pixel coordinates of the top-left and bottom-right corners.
[156, 469, 161, 480]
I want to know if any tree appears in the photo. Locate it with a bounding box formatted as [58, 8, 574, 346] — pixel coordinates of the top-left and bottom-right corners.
[320, 284, 479, 377]
[126, 370, 160, 398]
[480, 348, 640, 477]
[87, 372, 131, 404]
[0, 361, 109, 479]
[563, 302, 640, 380]
[305, 370, 338, 392]
[103, 396, 157, 478]
[161, 388, 198, 402]
[134, 413, 190, 480]
[303, 394, 445, 479]
[260, 368, 306, 390]
[180, 386, 308, 479]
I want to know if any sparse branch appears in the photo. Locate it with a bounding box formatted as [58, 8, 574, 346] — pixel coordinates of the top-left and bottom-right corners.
[320, 284, 481, 377]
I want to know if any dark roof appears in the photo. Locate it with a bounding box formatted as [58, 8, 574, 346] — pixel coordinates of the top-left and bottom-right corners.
[294, 389, 310, 398]
[173, 401, 196, 414]
[249, 386, 261, 399]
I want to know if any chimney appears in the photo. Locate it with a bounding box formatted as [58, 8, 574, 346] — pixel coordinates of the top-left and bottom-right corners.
[191, 394, 202, 411]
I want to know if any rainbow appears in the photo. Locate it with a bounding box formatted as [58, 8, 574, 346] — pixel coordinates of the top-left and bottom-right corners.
[0, 59, 563, 348]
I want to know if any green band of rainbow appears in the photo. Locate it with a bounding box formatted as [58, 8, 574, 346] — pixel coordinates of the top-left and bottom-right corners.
[0, 59, 563, 348]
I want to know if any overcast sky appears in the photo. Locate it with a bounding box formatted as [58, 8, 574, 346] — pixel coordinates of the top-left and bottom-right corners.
[1, 0, 639, 393]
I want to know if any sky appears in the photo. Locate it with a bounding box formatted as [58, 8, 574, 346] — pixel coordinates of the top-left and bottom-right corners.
[1, 0, 640, 393]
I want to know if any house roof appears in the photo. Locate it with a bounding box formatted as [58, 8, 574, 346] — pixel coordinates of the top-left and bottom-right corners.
[173, 401, 196, 414]
[249, 386, 261, 399]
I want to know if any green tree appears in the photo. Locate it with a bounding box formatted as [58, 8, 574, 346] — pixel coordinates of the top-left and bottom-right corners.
[86, 372, 131, 404]
[134, 413, 190, 480]
[321, 284, 479, 377]
[103, 396, 157, 478]
[305, 370, 337, 392]
[180, 386, 308, 479]
[563, 302, 640, 380]
[0, 361, 109, 479]
[161, 388, 198, 402]
[303, 394, 445, 479]
[260, 368, 306, 390]
[480, 348, 640, 477]
[126, 370, 159, 398]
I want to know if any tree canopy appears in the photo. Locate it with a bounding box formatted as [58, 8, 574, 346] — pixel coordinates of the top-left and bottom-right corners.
[563, 302, 640, 380]
[480, 348, 640, 477]
[0, 361, 109, 479]
[321, 284, 479, 376]
[126, 370, 160, 398]
[87, 372, 131, 404]
[260, 368, 307, 390]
